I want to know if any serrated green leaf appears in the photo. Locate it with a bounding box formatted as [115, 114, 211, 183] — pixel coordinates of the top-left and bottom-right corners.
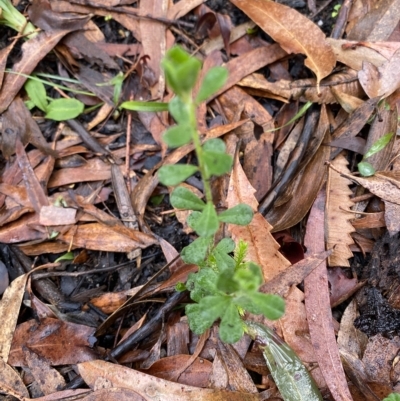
[45, 98, 84, 121]
[169, 96, 191, 124]
[170, 186, 205, 210]
[219, 303, 244, 343]
[248, 293, 285, 320]
[203, 138, 226, 153]
[158, 164, 198, 186]
[364, 132, 393, 159]
[163, 125, 193, 148]
[357, 161, 375, 177]
[203, 151, 233, 178]
[218, 204, 253, 225]
[190, 203, 219, 237]
[383, 393, 400, 401]
[181, 236, 212, 264]
[24, 78, 48, 112]
[196, 66, 228, 104]
[119, 100, 169, 112]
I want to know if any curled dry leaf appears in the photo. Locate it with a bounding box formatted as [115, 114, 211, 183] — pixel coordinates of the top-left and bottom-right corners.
[229, 0, 336, 84]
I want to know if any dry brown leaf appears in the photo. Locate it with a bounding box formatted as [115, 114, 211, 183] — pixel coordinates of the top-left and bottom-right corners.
[304, 189, 353, 401]
[0, 274, 28, 362]
[230, 0, 336, 84]
[359, 48, 400, 98]
[78, 360, 260, 401]
[226, 152, 290, 282]
[326, 154, 355, 267]
[0, 358, 29, 400]
[0, 30, 73, 114]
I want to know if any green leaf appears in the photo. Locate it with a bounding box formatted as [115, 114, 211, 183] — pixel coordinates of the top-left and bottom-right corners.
[185, 303, 215, 334]
[45, 98, 84, 121]
[162, 47, 202, 96]
[24, 78, 48, 112]
[187, 268, 219, 302]
[169, 96, 191, 124]
[203, 138, 226, 153]
[234, 294, 263, 315]
[248, 293, 285, 320]
[383, 393, 400, 401]
[234, 262, 263, 291]
[217, 270, 240, 293]
[357, 161, 375, 177]
[181, 236, 212, 264]
[187, 211, 202, 229]
[158, 164, 198, 186]
[219, 303, 244, 343]
[54, 252, 74, 263]
[203, 151, 233, 178]
[218, 204, 253, 225]
[211, 238, 235, 271]
[119, 100, 169, 112]
[196, 66, 228, 103]
[190, 203, 219, 237]
[198, 295, 231, 322]
[363, 132, 393, 159]
[163, 125, 193, 148]
[170, 186, 205, 210]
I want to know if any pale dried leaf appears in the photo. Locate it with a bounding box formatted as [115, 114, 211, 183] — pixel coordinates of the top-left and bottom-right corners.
[226, 153, 290, 282]
[326, 154, 355, 266]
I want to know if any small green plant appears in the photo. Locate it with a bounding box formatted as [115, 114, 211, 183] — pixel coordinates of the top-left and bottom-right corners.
[150, 46, 285, 344]
[24, 77, 85, 121]
[331, 4, 341, 18]
[384, 394, 400, 401]
[0, 0, 36, 38]
[357, 132, 393, 177]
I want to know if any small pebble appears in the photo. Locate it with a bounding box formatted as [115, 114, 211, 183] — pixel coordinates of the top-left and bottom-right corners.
[318, 20, 324, 27]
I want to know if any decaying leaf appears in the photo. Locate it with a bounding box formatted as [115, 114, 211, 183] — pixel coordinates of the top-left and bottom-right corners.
[326, 154, 355, 267]
[226, 152, 290, 282]
[229, 0, 336, 84]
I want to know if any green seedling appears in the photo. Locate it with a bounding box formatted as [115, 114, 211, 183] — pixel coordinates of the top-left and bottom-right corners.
[119, 47, 285, 343]
[54, 252, 74, 263]
[24, 77, 84, 121]
[0, 0, 36, 38]
[357, 132, 393, 177]
[331, 4, 341, 18]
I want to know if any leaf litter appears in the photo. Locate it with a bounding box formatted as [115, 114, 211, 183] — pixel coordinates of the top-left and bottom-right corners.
[0, 0, 400, 400]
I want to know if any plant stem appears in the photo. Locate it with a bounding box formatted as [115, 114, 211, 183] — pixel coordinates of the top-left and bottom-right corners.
[188, 98, 213, 206]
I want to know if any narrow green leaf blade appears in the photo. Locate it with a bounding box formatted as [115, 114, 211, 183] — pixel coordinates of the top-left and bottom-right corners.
[196, 66, 228, 103]
[170, 186, 205, 210]
[45, 98, 84, 121]
[218, 204, 253, 225]
[163, 125, 193, 148]
[119, 101, 169, 112]
[364, 132, 394, 159]
[158, 164, 198, 186]
[24, 78, 48, 112]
